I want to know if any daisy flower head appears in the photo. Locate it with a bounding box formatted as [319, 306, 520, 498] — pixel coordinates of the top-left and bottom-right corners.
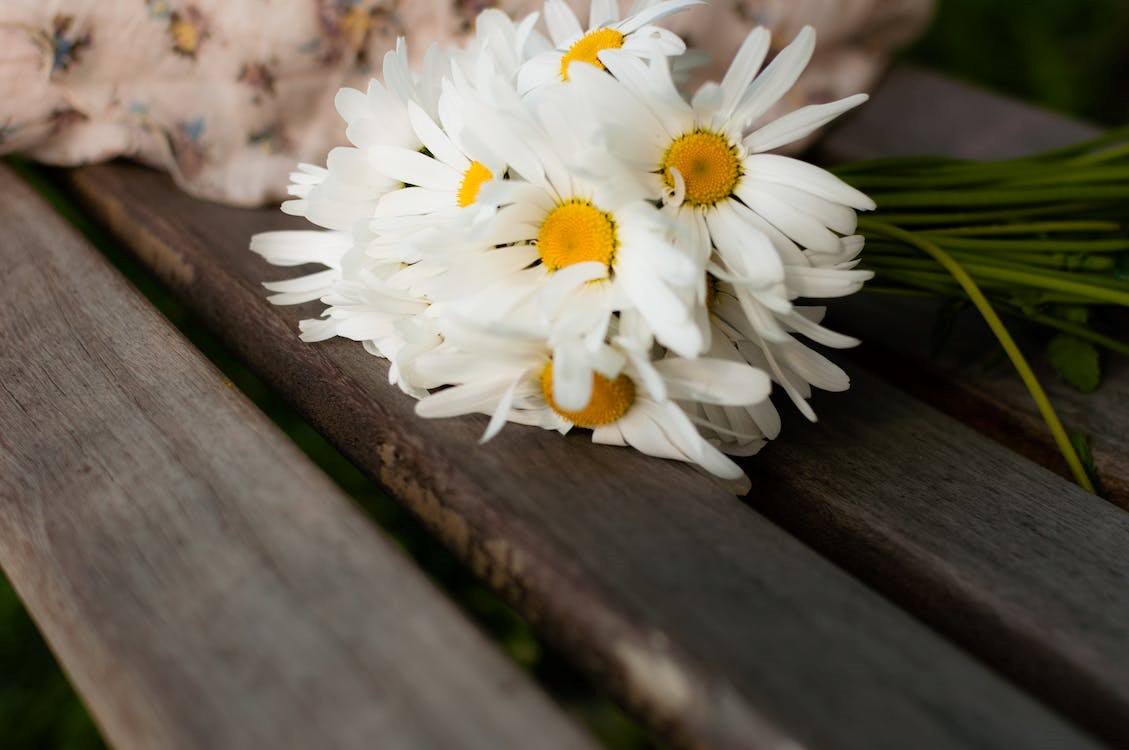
[413, 315, 771, 485]
[567, 25, 875, 416]
[419, 71, 706, 368]
[517, 0, 703, 94]
[365, 78, 508, 238]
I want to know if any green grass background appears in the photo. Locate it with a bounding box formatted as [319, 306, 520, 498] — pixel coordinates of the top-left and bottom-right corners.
[2, 1, 1126, 747]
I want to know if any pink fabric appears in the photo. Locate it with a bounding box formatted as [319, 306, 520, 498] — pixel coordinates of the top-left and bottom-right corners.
[0, 1, 932, 206]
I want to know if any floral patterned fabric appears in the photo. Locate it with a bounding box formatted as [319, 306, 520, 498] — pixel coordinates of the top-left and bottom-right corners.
[0, 0, 932, 206]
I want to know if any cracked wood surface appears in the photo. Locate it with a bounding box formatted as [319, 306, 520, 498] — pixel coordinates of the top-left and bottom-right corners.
[0, 164, 598, 750]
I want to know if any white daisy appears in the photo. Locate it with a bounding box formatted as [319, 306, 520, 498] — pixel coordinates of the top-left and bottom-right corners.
[282, 39, 449, 232]
[516, 0, 702, 94]
[402, 72, 704, 402]
[366, 83, 506, 235]
[566, 27, 874, 412]
[413, 315, 771, 483]
[574, 27, 874, 278]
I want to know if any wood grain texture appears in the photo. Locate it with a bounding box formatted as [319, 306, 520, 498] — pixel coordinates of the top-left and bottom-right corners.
[57, 158, 1114, 749]
[819, 64, 1129, 507]
[0, 165, 598, 750]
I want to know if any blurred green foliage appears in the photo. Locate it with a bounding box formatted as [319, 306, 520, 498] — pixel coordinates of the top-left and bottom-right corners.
[2, 2, 1126, 748]
[909, 0, 1129, 126]
[0, 578, 105, 749]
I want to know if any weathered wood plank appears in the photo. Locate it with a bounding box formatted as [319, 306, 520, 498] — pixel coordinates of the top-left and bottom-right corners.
[58, 159, 1114, 749]
[818, 65, 1129, 506]
[0, 164, 598, 750]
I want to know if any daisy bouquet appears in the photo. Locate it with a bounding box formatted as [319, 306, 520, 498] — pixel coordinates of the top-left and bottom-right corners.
[253, 0, 1126, 494]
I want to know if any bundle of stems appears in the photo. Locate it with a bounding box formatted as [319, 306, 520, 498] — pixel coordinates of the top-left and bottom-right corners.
[833, 125, 1129, 493]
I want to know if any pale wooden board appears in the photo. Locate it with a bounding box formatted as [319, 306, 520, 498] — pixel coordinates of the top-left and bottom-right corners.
[0, 165, 599, 750]
[57, 159, 1118, 749]
[817, 65, 1129, 505]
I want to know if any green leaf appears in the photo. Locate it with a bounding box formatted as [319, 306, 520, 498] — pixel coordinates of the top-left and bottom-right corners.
[1070, 432, 1107, 498]
[1045, 333, 1102, 392]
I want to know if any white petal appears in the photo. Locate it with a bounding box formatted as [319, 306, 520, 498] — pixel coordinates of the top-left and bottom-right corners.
[639, 400, 745, 480]
[592, 421, 627, 446]
[250, 230, 352, 267]
[785, 266, 874, 298]
[262, 269, 338, 305]
[655, 358, 771, 405]
[369, 146, 460, 191]
[735, 184, 842, 253]
[738, 337, 816, 421]
[540, 261, 609, 318]
[777, 342, 850, 392]
[544, 0, 584, 46]
[620, 26, 686, 57]
[732, 25, 815, 129]
[782, 309, 860, 348]
[616, 0, 703, 35]
[745, 94, 869, 153]
[745, 153, 875, 210]
[600, 50, 693, 128]
[334, 87, 369, 124]
[416, 377, 515, 419]
[373, 187, 453, 217]
[617, 404, 687, 461]
[590, 0, 619, 28]
[718, 27, 770, 121]
[517, 50, 564, 94]
[480, 377, 523, 443]
[552, 341, 595, 412]
[408, 102, 469, 172]
[705, 201, 785, 285]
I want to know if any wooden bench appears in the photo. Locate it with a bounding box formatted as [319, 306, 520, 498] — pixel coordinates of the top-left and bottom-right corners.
[3, 64, 1127, 749]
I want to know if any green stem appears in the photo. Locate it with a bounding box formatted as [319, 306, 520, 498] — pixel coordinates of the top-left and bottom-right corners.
[859, 218, 1096, 493]
[876, 186, 1129, 209]
[867, 202, 1105, 226]
[924, 236, 1129, 253]
[865, 255, 1129, 303]
[926, 221, 1123, 236]
[1006, 307, 1129, 357]
[1003, 166, 1129, 187]
[1068, 142, 1129, 166]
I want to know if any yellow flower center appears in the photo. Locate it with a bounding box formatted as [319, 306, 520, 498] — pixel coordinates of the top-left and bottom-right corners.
[661, 130, 742, 207]
[541, 363, 636, 428]
[560, 28, 625, 81]
[537, 199, 617, 274]
[457, 161, 493, 207]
